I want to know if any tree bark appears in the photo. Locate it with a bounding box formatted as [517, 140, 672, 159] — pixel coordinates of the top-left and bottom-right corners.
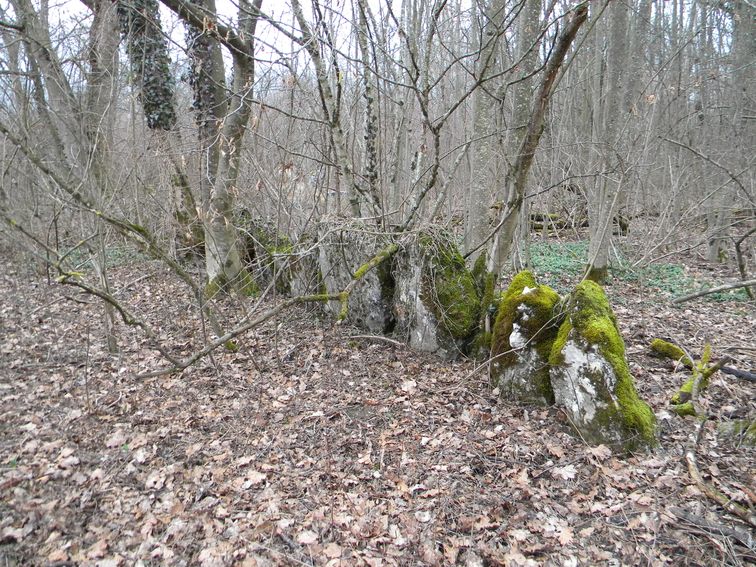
[487, 4, 588, 278]
[586, 0, 629, 283]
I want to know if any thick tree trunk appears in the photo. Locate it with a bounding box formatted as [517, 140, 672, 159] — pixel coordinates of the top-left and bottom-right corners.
[464, 0, 505, 263]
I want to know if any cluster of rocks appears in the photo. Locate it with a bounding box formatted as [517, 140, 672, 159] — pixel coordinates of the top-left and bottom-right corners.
[238, 217, 656, 452]
[489, 272, 657, 452]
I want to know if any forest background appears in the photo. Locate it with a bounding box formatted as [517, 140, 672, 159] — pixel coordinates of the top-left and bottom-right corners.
[0, 0, 754, 564]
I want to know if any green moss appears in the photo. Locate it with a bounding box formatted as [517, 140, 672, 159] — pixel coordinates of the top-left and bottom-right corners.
[471, 252, 488, 293]
[419, 232, 480, 339]
[237, 269, 260, 297]
[470, 266, 498, 360]
[552, 281, 657, 449]
[490, 271, 562, 404]
[204, 276, 223, 300]
[235, 211, 292, 294]
[668, 344, 717, 412]
[650, 339, 693, 367]
[671, 401, 695, 417]
[493, 271, 560, 368]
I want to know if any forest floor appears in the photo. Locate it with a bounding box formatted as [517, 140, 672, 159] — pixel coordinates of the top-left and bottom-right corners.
[1, 237, 755, 566]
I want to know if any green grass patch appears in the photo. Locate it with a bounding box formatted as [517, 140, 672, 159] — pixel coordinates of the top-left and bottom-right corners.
[530, 241, 587, 276]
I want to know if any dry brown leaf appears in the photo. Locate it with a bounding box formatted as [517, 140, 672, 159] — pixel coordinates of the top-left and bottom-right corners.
[558, 526, 574, 546]
[323, 542, 342, 558]
[105, 430, 128, 449]
[86, 537, 109, 559]
[552, 464, 577, 480]
[296, 530, 318, 545]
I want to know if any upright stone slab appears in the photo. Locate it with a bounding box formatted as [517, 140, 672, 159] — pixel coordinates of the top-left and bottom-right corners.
[393, 231, 479, 357]
[317, 220, 394, 333]
[549, 281, 656, 451]
[236, 212, 292, 294]
[490, 271, 561, 405]
[289, 234, 323, 298]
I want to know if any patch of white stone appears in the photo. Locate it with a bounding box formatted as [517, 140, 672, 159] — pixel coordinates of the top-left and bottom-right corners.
[552, 340, 615, 423]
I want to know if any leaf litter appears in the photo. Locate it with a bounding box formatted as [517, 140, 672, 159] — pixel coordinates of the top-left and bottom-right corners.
[0, 252, 754, 566]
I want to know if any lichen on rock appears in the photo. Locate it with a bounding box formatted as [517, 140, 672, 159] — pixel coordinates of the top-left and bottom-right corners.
[490, 270, 562, 405]
[549, 280, 657, 451]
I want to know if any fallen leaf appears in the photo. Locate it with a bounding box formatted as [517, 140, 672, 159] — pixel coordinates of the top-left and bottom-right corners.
[296, 530, 318, 545]
[587, 445, 612, 460]
[414, 510, 432, 523]
[105, 430, 129, 449]
[323, 542, 342, 558]
[400, 379, 417, 395]
[558, 526, 573, 545]
[509, 528, 531, 542]
[58, 455, 80, 469]
[552, 464, 577, 480]
[87, 537, 109, 559]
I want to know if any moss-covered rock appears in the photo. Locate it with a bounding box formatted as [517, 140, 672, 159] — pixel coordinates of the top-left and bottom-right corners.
[235, 210, 292, 294]
[489, 271, 562, 405]
[549, 281, 657, 452]
[393, 230, 480, 357]
[204, 267, 259, 299]
[419, 232, 480, 339]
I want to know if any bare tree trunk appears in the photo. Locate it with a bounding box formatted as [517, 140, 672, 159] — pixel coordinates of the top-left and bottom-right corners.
[586, 0, 629, 283]
[464, 0, 505, 263]
[85, 0, 121, 352]
[291, 0, 375, 220]
[508, 0, 540, 271]
[487, 4, 588, 278]
[355, 0, 384, 225]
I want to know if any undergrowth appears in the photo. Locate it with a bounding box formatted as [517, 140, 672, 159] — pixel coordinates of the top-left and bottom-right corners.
[63, 244, 149, 271]
[529, 240, 749, 302]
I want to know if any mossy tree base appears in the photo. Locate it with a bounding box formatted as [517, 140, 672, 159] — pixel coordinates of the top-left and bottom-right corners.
[584, 265, 608, 284]
[549, 281, 657, 452]
[469, 254, 497, 360]
[490, 270, 561, 406]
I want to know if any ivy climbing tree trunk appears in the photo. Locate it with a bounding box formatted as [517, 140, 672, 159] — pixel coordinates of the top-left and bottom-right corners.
[160, 0, 263, 295]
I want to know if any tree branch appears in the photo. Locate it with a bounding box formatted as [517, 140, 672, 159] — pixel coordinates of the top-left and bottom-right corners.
[673, 280, 756, 304]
